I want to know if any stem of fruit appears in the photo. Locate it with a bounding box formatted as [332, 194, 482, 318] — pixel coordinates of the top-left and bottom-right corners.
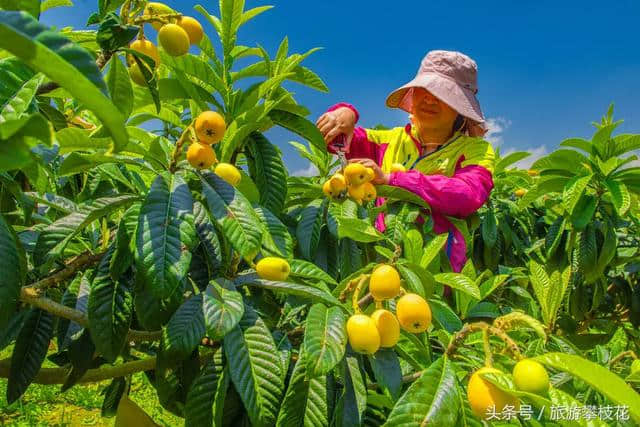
[482, 328, 493, 367]
[168, 125, 193, 173]
[445, 322, 522, 361]
[390, 243, 402, 263]
[132, 13, 183, 26]
[120, 0, 132, 24]
[608, 350, 638, 367]
[487, 326, 523, 360]
[352, 275, 369, 314]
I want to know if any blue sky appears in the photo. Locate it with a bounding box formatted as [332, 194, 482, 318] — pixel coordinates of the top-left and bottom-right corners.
[42, 0, 640, 174]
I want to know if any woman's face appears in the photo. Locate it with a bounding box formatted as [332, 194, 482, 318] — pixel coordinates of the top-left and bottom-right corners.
[411, 88, 459, 131]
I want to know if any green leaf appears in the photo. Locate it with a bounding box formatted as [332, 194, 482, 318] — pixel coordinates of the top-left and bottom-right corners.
[336, 216, 384, 243]
[41, 0, 73, 13]
[428, 298, 462, 333]
[246, 132, 288, 214]
[185, 359, 224, 427]
[0, 213, 25, 329]
[163, 294, 205, 361]
[193, 201, 223, 275]
[199, 171, 263, 262]
[203, 279, 244, 340]
[135, 173, 196, 299]
[268, 109, 326, 154]
[61, 328, 95, 392]
[570, 194, 597, 230]
[340, 355, 367, 426]
[0, 70, 43, 123]
[34, 194, 139, 267]
[0, 11, 128, 151]
[377, 185, 430, 209]
[532, 149, 589, 175]
[369, 348, 403, 400]
[106, 55, 133, 120]
[479, 274, 509, 299]
[611, 134, 640, 157]
[219, 0, 245, 59]
[0, 0, 40, 18]
[481, 208, 497, 248]
[398, 264, 427, 298]
[303, 303, 347, 377]
[420, 234, 448, 268]
[57, 152, 154, 176]
[0, 113, 52, 171]
[87, 249, 132, 363]
[384, 356, 458, 426]
[545, 216, 566, 258]
[240, 5, 273, 26]
[604, 179, 631, 216]
[237, 277, 341, 307]
[563, 174, 592, 215]
[290, 259, 337, 285]
[403, 229, 423, 265]
[276, 349, 329, 427]
[455, 381, 483, 427]
[224, 305, 284, 427]
[495, 151, 530, 173]
[296, 199, 324, 259]
[560, 137, 593, 155]
[533, 353, 640, 424]
[547, 388, 608, 427]
[96, 12, 137, 52]
[55, 127, 111, 154]
[159, 52, 225, 96]
[254, 205, 293, 259]
[596, 223, 617, 275]
[101, 378, 126, 418]
[434, 273, 481, 299]
[7, 309, 54, 404]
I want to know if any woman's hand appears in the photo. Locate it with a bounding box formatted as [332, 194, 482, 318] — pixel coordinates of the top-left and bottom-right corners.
[349, 158, 389, 185]
[316, 107, 356, 149]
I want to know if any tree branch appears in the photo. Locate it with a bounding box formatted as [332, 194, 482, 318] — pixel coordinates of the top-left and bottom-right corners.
[20, 287, 161, 342]
[0, 357, 157, 385]
[27, 250, 105, 291]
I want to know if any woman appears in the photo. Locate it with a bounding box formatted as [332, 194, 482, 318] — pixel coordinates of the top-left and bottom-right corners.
[315, 50, 495, 273]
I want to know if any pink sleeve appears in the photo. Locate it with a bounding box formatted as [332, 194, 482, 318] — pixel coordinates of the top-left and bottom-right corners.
[388, 165, 494, 218]
[325, 103, 382, 162]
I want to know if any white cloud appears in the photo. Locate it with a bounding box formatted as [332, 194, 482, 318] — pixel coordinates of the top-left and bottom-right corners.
[292, 162, 319, 177]
[484, 117, 512, 146]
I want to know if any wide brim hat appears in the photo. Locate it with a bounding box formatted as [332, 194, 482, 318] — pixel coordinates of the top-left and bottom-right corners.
[386, 50, 487, 136]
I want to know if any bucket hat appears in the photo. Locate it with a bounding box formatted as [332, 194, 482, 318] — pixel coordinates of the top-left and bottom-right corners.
[386, 50, 487, 136]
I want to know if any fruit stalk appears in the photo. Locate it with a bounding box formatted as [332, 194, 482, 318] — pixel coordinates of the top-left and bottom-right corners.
[608, 350, 638, 367]
[351, 274, 370, 313]
[482, 328, 493, 367]
[168, 125, 193, 173]
[445, 322, 523, 360]
[132, 13, 184, 26]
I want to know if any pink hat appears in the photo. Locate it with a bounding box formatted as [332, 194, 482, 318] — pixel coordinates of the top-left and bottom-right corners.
[386, 50, 487, 136]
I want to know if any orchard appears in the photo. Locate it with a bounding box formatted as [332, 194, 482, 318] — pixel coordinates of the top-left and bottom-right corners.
[1, 1, 640, 426]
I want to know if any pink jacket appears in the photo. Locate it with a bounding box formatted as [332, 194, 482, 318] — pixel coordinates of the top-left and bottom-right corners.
[326, 103, 495, 272]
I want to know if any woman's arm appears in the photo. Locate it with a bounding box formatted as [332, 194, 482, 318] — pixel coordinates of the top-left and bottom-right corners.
[318, 103, 387, 162]
[388, 165, 494, 218]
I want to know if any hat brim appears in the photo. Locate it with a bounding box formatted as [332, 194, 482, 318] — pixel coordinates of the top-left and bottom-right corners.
[386, 72, 485, 125]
